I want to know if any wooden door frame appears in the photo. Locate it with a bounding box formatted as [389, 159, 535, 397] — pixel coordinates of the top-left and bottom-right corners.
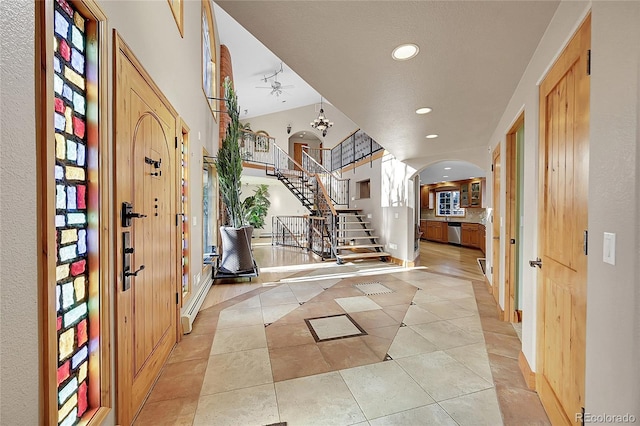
[505, 114, 524, 322]
[491, 143, 502, 312]
[536, 13, 590, 425]
[113, 31, 181, 424]
[178, 120, 190, 310]
[36, 1, 111, 423]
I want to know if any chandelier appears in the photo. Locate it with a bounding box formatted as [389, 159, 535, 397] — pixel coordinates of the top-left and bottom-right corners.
[310, 98, 333, 137]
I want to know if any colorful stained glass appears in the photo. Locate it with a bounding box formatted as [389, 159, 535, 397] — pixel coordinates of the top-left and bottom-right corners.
[57, 360, 70, 386]
[66, 167, 85, 181]
[56, 264, 70, 280]
[59, 394, 77, 421]
[73, 276, 85, 300]
[53, 1, 95, 423]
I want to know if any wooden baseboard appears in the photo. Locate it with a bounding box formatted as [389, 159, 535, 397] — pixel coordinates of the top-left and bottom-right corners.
[390, 256, 415, 267]
[518, 351, 536, 390]
[484, 276, 493, 293]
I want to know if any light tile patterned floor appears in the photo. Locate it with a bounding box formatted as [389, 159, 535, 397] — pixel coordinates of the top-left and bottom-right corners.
[135, 250, 549, 426]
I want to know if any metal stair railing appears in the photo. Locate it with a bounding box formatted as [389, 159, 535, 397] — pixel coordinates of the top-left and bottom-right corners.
[272, 216, 308, 249]
[239, 129, 277, 167]
[238, 130, 341, 259]
[301, 148, 350, 208]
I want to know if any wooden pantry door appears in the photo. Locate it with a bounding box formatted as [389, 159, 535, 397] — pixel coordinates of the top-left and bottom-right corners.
[536, 14, 590, 425]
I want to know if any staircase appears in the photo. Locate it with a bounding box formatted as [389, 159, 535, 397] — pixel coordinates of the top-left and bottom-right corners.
[334, 209, 389, 264]
[241, 129, 391, 263]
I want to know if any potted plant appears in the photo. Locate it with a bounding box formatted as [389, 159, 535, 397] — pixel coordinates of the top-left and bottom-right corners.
[242, 184, 271, 236]
[214, 77, 257, 275]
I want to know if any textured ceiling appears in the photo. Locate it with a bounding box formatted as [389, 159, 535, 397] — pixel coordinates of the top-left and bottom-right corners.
[216, 1, 559, 170]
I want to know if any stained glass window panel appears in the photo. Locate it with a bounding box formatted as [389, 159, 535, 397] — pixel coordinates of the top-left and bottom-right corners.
[53, 0, 95, 424]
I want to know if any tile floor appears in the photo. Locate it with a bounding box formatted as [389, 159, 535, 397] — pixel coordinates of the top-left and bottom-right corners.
[135, 251, 549, 426]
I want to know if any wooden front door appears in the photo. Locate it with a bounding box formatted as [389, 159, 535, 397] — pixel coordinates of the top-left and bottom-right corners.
[492, 144, 501, 307]
[114, 34, 179, 425]
[537, 14, 590, 425]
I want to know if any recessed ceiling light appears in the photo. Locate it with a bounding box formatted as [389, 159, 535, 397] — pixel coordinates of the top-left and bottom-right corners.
[425, 134, 439, 139]
[392, 43, 419, 61]
[443, 175, 449, 178]
[444, 167, 452, 170]
[415, 107, 432, 115]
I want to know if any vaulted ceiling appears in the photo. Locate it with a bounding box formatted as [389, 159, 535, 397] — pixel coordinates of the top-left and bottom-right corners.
[216, 1, 559, 170]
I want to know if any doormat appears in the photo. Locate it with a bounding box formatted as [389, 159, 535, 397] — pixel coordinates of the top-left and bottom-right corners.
[354, 282, 394, 295]
[477, 258, 486, 275]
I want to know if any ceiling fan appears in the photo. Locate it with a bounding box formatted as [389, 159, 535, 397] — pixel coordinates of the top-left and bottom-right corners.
[256, 63, 294, 97]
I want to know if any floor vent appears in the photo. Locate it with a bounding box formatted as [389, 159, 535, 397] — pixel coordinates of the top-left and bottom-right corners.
[354, 282, 393, 295]
[477, 258, 486, 275]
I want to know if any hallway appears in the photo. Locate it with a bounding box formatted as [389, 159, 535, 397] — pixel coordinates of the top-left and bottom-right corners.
[134, 241, 549, 425]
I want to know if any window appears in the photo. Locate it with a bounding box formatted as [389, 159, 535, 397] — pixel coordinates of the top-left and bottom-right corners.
[357, 179, 371, 199]
[202, 0, 217, 120]
[180, 127, 190, 304]
[436, 191, 465, 217]
[203, 151, 218, 262]
[40, 0, 110, 424]
[167, 0, 184, 37]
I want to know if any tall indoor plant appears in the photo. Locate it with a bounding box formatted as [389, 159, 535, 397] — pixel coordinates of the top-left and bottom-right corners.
[215, 77, 244, 228]
[242, 184, 271, 231]
[214, 77, 256, 275]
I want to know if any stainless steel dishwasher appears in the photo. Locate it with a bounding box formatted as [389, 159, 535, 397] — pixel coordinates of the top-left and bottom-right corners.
[447, 222, 462, 245]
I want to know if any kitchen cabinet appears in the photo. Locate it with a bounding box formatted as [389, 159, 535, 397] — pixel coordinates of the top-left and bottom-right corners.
[459, 178, 485, 208]
[461, 223, 486, 252]
[420, 185, 434, 210]
[420, 185, 429, 209]
[461, 223, 479, 248]
[460, 181, 470, 207]
[425, 221, 448, 243]
[419, 220, 428, 239]
[470, 180, 483, 207]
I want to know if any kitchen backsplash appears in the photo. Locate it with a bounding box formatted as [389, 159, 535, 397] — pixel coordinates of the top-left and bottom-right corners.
[421, 207, 487, 223]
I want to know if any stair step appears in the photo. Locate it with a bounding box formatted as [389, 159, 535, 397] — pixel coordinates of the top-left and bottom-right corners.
[340, 221, 370, 225]
[336, 209, 362, 214]
[337, 236, 380, 241]
[336, 244, 384, 250]
[336, 252, 391, 261]
[338, 228, 374, 233]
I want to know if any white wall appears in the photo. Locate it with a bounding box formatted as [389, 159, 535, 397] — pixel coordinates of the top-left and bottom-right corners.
[241, 103, 358, 155]
[99, 0, 220, 310]
[586, 1, 639, 416]
[240, 177, 306, 237]
[0, 1, 39, 423]
[487, 0, 640, 415]
[0, 1, 220, 424]
[485, 0, 591, 371]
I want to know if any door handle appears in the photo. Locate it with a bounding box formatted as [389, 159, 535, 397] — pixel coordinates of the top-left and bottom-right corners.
[529, 257, 542, 269]
[122, 201, 147, 227]
[125, 264, 145, 277]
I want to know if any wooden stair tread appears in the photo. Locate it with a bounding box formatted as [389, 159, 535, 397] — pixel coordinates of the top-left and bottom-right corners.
[336, 244, 384, 250]
[335, 209, 362, 213]
[336, 252, 391, 260]
[337, 236, 380, 241]
[338, 228, 374, 233]
[340, 220, 370, 224]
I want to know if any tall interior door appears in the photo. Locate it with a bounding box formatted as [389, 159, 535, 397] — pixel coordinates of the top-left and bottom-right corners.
[114, 34, 179, 425]
[506, 115, 524, 322]
[537, 14, 590, 425]
[293, 142, 308, 170]
[492, 144, 501, 307]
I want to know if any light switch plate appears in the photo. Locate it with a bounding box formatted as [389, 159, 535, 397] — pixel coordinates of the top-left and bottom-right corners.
[603, 232, 616, 265]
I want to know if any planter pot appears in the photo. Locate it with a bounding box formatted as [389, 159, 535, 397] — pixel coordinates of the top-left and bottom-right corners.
[219, 226, 254, 274]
